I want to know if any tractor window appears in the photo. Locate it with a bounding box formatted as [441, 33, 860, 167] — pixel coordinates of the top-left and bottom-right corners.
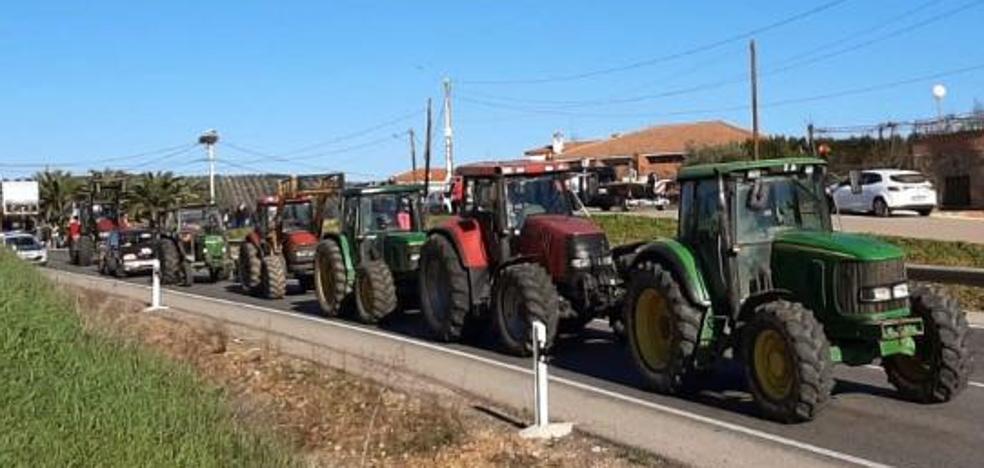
[360, 193, 417, 233]
[736, 174, 828, 243]
[694, 180, 720, 237]
[504, 175, 572, 229]
[281, 202, 312, 232]
[466, 178, 497, 214]
[678, 182, 695, 239]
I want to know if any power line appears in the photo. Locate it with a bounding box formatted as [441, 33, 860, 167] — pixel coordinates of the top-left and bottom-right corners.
[0, 142, 197, 170]
[279, 109, 421, 157]
[121, 146, 200, 172]
[460, 0, 851, 85]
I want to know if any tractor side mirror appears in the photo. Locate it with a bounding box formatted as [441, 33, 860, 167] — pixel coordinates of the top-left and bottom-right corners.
[746, 179, 770, 212]
[849, 170, 862, 194]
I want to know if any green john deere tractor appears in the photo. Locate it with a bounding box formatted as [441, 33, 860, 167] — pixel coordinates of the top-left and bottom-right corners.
[314, 184, 426, 324]
[619, 157, 972, 422]
[157, 204, 230, 285]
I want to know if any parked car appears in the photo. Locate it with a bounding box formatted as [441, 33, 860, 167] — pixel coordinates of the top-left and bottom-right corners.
[2, 232, 48, 265]
[829, 169, 937, 217]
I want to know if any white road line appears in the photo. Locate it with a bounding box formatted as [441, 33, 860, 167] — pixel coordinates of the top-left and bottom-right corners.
[55, 269, 892, 468]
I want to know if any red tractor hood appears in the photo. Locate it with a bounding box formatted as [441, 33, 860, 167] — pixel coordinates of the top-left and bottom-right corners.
[517, 215, 606, 281]
[521, 215, 604, 238]
[284, 230, 318, 248]
[96, 218, 116, 232]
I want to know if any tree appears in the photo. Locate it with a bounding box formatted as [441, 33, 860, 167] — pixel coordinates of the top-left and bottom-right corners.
[35, 169, 83, 231]
[128, 172, 201, 228]
[685, 136, 809, 166]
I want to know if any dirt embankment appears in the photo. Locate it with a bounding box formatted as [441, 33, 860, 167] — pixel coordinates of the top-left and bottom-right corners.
[71, 287, 675, 467]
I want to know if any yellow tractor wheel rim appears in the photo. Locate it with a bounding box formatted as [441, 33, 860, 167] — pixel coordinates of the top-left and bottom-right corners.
[634, 289, 672, 371]
[753, 329, 794, 400]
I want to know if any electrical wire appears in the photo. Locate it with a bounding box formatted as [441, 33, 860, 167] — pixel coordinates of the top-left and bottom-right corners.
[279, 109, 422, 157]
[460, 0, 851, 85]
[0, 142, 197, 170]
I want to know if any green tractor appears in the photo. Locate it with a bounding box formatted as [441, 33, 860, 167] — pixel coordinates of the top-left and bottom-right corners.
[314, 184, 426, 324]
[619, 157, 972, 422]
[157, 204, 231, 285]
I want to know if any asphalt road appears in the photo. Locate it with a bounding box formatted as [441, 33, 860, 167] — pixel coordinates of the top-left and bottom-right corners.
[619, 209, 984, 244]
[45, 251, 984, 468]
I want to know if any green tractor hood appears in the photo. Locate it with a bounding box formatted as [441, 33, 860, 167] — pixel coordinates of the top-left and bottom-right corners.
[382, 231, 427, 273]
[774, 230, 904, 262]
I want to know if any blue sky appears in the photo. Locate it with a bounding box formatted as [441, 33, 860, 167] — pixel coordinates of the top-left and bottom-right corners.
[1, 0, 982, 179]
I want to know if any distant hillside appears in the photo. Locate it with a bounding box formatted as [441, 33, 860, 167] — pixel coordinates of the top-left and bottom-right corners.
[186, 174, 286, 210]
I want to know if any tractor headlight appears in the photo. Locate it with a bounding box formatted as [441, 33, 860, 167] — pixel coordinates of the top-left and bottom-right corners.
[892, 283, 909, 299]
[598, 255, 614, 266]
[140, 247, 153, 255]
[123, 253, 136, 261]
[860, 286, 892, 303]
[99, 232, 109, 239]
[295, 249, 315, 258]
[409, 253, 420, 262]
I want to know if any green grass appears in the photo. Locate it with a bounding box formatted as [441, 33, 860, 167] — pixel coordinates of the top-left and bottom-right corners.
[0, 253, 295, 467]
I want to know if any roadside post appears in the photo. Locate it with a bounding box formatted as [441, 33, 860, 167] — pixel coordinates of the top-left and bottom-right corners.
[520, 320, 572, 439]
[144, 259, 169, 311]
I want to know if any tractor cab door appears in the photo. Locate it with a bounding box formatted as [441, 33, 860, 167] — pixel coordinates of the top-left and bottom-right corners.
[463, 176, 503, 265]
[681, 179, 733, 313]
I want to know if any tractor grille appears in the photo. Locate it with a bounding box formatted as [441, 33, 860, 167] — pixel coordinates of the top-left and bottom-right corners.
[568, 233, 609, 260]
[836, 259, 907, 314]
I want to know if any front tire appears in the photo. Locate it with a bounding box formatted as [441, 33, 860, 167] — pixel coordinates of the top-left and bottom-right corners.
[158, 240, 182, 285]
[314, 239, 349, 317]
[260, 254, 287, 299]
[352, 260, 398, 324]
[624, 262, 703, 393]
[238, 243, 262, 292]
[742, 300, 834, 423]
[883, 287, 972, 403]
[78, 236, 95, 267]
[419, 235, 470, 342]
[492, 263, 560, 356]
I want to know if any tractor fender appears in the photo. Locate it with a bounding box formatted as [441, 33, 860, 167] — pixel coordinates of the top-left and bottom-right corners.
[244, 230, 268, 256]
[159, 234, 188, 258]
[426, 225, 491, 312]
[319, 233, 355, 284]
[737, 289, 796, 324]
[626, 239, 712, 308]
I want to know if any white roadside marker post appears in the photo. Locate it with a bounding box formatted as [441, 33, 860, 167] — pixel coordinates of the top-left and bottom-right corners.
[519, 320, 572, 439]
[144, 259, 169, 311]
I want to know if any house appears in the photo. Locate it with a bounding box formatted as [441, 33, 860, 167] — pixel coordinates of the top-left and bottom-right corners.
[910, 115, 984, 208]
[524, 121, 753, 180]
[390, 168, 449, 194]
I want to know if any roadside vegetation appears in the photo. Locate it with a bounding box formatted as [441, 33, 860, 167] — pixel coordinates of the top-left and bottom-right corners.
[0, 252, 294, 466]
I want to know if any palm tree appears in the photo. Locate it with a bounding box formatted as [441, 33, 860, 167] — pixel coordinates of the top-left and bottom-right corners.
[128, 171, 201, 228]
[35, 169, 83, 232]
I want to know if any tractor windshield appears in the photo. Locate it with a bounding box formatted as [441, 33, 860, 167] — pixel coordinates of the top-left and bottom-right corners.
[360, 193, 417, 233]
[735, 170, 830, 243]
[282, 201, 313, 233]
[178, 209, 206, 229]
[504, 175, 572, 229]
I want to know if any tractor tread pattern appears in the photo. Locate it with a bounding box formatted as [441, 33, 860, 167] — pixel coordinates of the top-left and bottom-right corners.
[239, 242, 262, 292]
[625, 261, 703, 393]
[744, 300, 834, 423]
[314, 239, 349, 317]
[419, 235, 470, 342]
[492, 262, 561, 356]
[78, 236, 95, 267]
[353, 260, 398, 324]
[884, 286, 972, 403]
[261, 254, 287, 299]
[158, 239, 182, 285]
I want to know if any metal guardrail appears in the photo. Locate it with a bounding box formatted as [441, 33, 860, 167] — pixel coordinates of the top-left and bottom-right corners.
[907, 264, 984, 288]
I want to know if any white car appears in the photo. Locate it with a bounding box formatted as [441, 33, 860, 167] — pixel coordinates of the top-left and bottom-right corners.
[2, 232, 48, 265]
[830, 169, 937, 217]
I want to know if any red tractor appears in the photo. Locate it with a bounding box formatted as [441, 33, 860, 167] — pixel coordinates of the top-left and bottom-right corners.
[418, 160, 622, 355]
[238, 174, 344, 299]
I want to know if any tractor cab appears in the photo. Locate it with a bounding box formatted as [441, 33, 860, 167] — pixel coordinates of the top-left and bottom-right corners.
[340, 184, 425, 272]
[70, 177, 126, 266]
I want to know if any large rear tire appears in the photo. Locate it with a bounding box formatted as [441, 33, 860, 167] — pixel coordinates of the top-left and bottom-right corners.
[492, 263, 560, 356]
[742, 300, 834, 423]
[353, 260, 398, 324]
[314, 239, 349, 317]
[157, 239, 182, 285]
[883, 287, 971, 403]
[624, 262, 703, 393]
[78, 236, 95, 267]
[419, 235, 470, 342]
[261, 254, 287, 299]
[238, 242, 262, 292]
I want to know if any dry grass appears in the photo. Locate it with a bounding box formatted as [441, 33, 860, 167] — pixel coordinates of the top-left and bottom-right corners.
[70, 288, 674, 467]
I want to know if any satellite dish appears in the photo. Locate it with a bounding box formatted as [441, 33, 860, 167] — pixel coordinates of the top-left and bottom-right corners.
[932, 84, 947, 100]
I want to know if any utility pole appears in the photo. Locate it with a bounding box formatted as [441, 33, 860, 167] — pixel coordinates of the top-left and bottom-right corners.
[408, 128, 417, 179]
[807, 123, 816, 156]
[423, 99, 433, 193]
[442, 78, 454, 184]
[198, 130, 219, 205]
[750, 40, 760, 160]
